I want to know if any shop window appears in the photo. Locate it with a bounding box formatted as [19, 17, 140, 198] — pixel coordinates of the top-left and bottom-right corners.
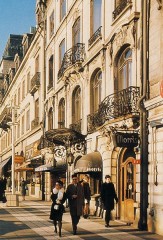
[72, 86, 81, 123]
[90, 69, 102, 113]
[58, 98, 65, 128]
[48, 108, 53, 130]
[72, 17, 80, 46]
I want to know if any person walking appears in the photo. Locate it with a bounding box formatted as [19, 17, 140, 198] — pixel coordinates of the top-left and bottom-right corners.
[66, 174, 84, 235]
[6, 177, 12, 192]
[80, 174, 91, 219]
[100, 175, 118, 227]
[20, 178, 26, 200]
[50, 180, 66, 237]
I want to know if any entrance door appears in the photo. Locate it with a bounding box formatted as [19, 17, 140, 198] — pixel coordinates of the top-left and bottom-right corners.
[120, 157, 135, 222]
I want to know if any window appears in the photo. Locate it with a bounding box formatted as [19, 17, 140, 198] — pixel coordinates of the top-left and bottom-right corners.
[22, 115, 24, 135]
[27, 72, 30, 93]
[35, 98, 39, 120]
[58, 98, 65, 128]
[60, 0, 66, 21]
[18, 87, 20, 105]
[17, 121, 20, 139]
[90, 0, 102, 35]
[26, 109, 30, 131]
[72, 17, 80, 46]
[117, 48, 132, 91]
[49, 11, 54, 38]
[22, 80, 25, 99]
[48, 55, 54, 89]
[72, 86, 81, 123]
[90, 70, 102, 113]
[35, 55, 39, 73]
[48, 108, 53, 130]
[59, 39, 65, 67]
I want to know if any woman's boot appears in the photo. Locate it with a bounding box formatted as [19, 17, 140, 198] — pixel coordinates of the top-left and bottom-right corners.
[58, 221, 62, 237]
[53, 220, 57, 233]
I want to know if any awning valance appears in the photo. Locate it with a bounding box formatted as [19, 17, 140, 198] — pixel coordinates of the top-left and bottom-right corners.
[0, 157, 11, 170]
[35, 164, 54, 172]
[74, 152, 102, 173]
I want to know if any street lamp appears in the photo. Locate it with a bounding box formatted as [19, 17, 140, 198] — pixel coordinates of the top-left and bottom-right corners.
[7, 105, 19, 195]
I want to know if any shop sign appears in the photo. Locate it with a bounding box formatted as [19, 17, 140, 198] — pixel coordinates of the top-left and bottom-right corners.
[15, 155, 24, 163]
[132, 159, 140, 164]
[112, 132, 139, 148]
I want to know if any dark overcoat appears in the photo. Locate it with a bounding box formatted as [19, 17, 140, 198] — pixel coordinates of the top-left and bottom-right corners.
[100, 182, 118, 210]
[66, 183, 84, 216]
[50, 191, 66, 221]
[20, 180, 26, 196]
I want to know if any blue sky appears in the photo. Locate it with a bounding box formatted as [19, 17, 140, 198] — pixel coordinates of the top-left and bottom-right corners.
[0, 0, 36, 59]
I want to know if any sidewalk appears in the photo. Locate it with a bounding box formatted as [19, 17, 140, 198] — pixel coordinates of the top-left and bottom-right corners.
[0, 197, 162, 240]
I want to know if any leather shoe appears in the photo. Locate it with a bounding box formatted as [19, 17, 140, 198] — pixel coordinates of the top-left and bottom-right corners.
[105, 223, 110, 227]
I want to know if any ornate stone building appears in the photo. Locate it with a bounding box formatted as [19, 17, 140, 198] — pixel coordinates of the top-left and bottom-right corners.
[0, 0, 163, 236]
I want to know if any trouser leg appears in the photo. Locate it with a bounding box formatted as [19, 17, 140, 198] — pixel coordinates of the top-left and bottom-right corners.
[105, 209, 111, 225]
[71, 215, 80, 234]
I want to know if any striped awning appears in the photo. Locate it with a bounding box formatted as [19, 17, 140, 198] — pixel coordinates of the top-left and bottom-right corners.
[0, 157, 11, 170]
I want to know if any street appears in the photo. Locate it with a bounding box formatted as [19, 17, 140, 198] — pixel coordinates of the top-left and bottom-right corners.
[0, 198, 162, 240]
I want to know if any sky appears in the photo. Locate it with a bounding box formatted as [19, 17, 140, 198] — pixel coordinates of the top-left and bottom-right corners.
[0, 0, 36, 59]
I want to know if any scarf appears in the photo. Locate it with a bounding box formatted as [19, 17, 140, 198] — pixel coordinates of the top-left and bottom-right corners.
[53, 187, 64, 203]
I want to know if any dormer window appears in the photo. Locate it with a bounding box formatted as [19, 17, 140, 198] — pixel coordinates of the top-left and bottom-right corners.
[14, 54, 21, 72]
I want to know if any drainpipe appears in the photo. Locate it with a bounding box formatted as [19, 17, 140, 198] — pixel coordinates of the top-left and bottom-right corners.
[137, 0, 149, 231]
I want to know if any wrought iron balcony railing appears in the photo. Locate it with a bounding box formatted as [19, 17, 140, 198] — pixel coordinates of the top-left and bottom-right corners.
[88, 26, 102, 47]
[69, 119, 82, 133]
[113, 0, 132, 20]
[58, 43, 85, 79]
[87, 86, 140, 133]
[31, 117, 39, 130]
[30, 72, 40, 96]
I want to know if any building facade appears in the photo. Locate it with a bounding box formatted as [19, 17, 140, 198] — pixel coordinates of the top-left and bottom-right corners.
[0, 0, 162, 236]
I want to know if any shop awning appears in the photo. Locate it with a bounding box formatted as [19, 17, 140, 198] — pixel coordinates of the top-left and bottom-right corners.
[0, 157, 11, 170]
[74, 152, 102, 173]
[15, 162, 33, 172]
[35, 163, 54, 172]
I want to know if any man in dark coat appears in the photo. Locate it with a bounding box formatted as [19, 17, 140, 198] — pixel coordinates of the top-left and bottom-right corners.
[66, 173, 84, 235]
[100, 175, 118, 227]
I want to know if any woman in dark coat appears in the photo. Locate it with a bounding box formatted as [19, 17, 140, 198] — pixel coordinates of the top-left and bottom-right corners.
[50, 180, 66, 237]
[20, 179, 26, 200]
[100, 175, 118, 227]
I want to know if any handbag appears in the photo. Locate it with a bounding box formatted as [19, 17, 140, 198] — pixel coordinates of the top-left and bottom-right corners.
[54, 204, 59, 210]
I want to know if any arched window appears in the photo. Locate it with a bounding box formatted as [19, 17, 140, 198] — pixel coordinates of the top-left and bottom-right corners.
[72, 17, 80, 46]
[58, 98, 65, 128]
[48, 108, 53, 130]
[72, 86, 81, 123]
[90, 70, 102, 113]
[117, 47, 132, 91]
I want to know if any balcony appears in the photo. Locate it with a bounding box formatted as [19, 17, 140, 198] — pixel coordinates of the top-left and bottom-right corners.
[30, 72, 40, 96]
[88, 26, 102, 47]
[87, 86, 140, 133]
[0, 106, 12, 131]
[58, 43, 85, 79]
[31, 117, 39, 130]
[113, 0, 132, 21]
[69, 119, 82, 133]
